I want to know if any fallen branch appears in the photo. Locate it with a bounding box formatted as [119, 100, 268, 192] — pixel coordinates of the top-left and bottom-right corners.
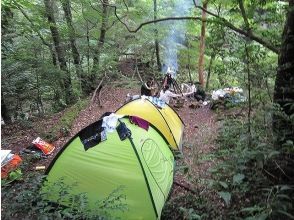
[174, 180, 198, 195]
[97, 85, 107, 107]
[135, 58, 143, 83]
[91, 76, 106, 104]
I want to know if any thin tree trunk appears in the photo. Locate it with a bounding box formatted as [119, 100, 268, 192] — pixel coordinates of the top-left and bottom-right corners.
[1, 92, 10, 122]
[245, 42, 252, 147]
[92, 0, 109, 79]
[36, 68, 44, 114]
[44, 0, 72, 104]
[187, 40, 193, 83]
[87, 21, 90, 76]
[205, 53, 215, 90]
[273, 0, 294, 146]
[154, 0, 161, 71]
[61, 0, 84, 95]
[197, 1, 208, 86]
[15, 4, 57, 66]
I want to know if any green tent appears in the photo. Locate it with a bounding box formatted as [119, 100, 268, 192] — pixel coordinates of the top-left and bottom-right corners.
[44, 116, 174, 219]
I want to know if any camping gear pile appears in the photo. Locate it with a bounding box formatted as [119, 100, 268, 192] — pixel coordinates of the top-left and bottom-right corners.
[44, 97, 184, 219]
[210, 87, 246, 109]
[1, 138, 55, 184]
[1, 150, 22, 179]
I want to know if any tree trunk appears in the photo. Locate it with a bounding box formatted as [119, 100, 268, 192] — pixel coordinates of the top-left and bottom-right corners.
[44, 0, 72, 104]
[197, 1, 208, 86]
[273, 1, 294, 145]
[16, 4, 57, 66]
[1, 5, 14, 59]
[154, 0, 161, 71]
[61, 0, 82, 77]
[1, 92, 10, 122]
[205, 53, 215, 90]
[92, 0, 109, 79]
[188, 41, 193, 84]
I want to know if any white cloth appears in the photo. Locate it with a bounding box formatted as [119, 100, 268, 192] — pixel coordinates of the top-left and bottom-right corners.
[102, 113, 124, 133]
[159, 90, 179, 104]
[181, 83, 197, 93]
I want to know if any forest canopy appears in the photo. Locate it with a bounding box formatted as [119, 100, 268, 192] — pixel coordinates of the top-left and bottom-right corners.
[1, 0, 288, 117]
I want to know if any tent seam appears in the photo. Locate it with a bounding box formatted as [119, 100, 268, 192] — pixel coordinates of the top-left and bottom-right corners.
[128, 136, 159, 219]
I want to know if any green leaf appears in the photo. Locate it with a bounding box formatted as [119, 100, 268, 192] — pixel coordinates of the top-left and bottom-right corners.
[241, 206, 264, 213]
[218, 181, 229, 189]
[218, 191, 231, 206]
[280, 185, 292, 191]
[233, 173, 245, 185]
[268, 150, 280, 158]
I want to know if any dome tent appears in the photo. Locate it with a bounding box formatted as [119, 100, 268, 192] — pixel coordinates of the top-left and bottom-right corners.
[116, 98, 184, 151]
[44, 116, 177, 219]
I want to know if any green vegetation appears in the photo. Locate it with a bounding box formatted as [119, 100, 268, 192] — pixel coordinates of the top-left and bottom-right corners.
[45, 99, 89, 141]
[1, 0, 293, 219]
[1, 174, 127, 220]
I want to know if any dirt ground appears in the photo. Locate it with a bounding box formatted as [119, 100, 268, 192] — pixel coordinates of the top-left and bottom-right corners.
[1, 86, 224, 216]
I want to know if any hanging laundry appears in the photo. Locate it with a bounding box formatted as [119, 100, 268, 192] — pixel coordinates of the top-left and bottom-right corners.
[130, 116, 149, 131]
[102, 113, 124, 133]
[82, 129, 107, 151]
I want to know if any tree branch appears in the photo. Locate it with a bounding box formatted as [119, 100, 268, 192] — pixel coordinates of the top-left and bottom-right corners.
[122, 0, 129, 11]
[99, 0, 279, 53]
[15, 3, 50, 47]
[195, 5, 279, 53]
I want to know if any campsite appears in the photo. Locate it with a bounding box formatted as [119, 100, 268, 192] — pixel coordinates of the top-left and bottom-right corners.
[1, 0, 294, 219]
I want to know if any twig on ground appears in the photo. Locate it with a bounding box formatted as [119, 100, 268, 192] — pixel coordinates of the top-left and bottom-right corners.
[174, 180, 198, 195]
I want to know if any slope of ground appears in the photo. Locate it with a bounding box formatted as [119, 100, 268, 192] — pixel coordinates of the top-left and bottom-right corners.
[1, 86, 223, 218]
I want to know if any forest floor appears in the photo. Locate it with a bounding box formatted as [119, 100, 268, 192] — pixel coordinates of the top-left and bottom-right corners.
[1, 86, 225, 218]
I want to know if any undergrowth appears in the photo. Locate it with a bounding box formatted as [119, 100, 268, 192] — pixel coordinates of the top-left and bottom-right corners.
[162, 192, 220, 220]
[208, 105, 294, 219]
[163, 104, 293, 220]
[44, 99, 89, 141]
[1, 173, 127, 220]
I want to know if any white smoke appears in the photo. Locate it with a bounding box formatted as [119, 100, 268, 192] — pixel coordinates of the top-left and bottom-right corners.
[161, 0, 196, 75]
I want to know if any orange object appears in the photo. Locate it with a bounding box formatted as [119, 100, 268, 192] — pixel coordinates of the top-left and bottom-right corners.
[32, 137, 55, 155]
[1, 155, 22, 179]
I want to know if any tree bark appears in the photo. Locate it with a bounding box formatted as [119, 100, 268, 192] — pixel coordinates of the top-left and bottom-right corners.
[197, 1, 208, 86]
[61, 0, 85, 94]
[92, 0, 109, 79]
[188, 40, 193, 84]
[1, 92, 10, 122]
[273, 1, 294, 145]
[44, 0, 73, 104]
[154, 0, 161, 71]
[205, 53, 215, 90]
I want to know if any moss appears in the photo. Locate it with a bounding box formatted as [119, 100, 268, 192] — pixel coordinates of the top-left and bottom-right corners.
[45, 99, 89, 141]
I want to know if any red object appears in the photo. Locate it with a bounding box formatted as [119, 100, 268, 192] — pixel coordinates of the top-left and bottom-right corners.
[1, 155, 22, 179]
[32, 137, 55, 155]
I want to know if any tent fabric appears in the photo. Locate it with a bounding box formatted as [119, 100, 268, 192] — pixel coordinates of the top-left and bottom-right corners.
[116, 98, 184, 151]
[45, 117, 174, 219]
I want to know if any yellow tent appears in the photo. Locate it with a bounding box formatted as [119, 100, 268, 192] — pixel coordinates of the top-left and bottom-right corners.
[116, 98, 184, 151]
